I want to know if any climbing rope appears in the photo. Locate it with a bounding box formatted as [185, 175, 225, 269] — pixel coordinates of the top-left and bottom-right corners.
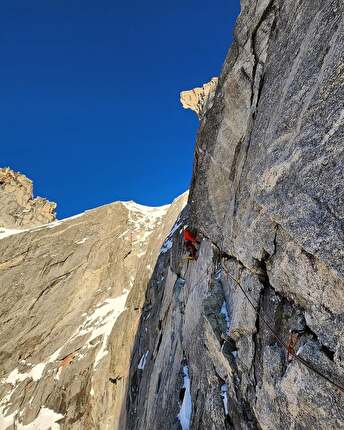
[220, 260, 344, 394]
[180, 231, 344, 394]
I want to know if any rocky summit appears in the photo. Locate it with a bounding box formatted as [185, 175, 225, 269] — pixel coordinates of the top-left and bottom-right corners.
[0, 168, 56, 230]
[1, 0, 344, 429]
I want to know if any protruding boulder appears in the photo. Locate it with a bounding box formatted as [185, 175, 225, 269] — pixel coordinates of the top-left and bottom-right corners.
[0, 167, 56, 229]
[180, 77, 218, 119]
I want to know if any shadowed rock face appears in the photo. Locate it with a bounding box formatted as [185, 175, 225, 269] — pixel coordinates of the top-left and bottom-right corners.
[126, 1, 344, 429]
[0, 168, 56, 229]
[0, 175, 187, 429]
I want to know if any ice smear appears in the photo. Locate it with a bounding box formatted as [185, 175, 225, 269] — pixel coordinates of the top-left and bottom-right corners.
[138, 351, 149, 370]
[160, 219, 183, 254]
[296, 345, 304, 356]
[220, 384, 229, 415]
[168, 220, 183, 237]
[214, 269, 222, 280]
[220, 301, 231, 334]
[160, 238, 173, 254]
[177, 366, 192, 430]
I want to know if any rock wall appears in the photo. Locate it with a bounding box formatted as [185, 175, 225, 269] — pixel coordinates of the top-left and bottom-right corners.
[0, 168, 56, 229]
[1, 0, 343, 429]
[180, 78, 218, 119]
[0, 174, 187, 429]
[126, 0, 344, 429]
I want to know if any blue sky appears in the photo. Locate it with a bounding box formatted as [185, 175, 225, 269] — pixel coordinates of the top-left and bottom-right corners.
[1, 0, 240, 218]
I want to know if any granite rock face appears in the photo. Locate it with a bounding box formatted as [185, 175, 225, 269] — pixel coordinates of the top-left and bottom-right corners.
[0, 176, 187, 429]
[180, 78, 218, 119]
[1, 0, 343, 428]
[0, 168, 56, 229]
[126, 0, 344, 429]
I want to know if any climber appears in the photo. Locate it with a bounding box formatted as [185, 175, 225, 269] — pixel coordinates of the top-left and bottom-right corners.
[182, 226, 199, 260]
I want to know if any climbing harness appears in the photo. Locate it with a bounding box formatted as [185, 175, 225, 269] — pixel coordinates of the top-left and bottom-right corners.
[182, 226, 200, 260]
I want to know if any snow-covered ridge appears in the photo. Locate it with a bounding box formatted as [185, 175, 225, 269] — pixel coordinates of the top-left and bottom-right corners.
[0, 213, 85, 240]
[0, 200, 170, 241]
[121, 201, 170, 255]
[122, 201, 169, 218]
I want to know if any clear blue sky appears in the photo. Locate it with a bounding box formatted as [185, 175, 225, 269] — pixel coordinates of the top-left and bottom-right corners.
[1, 0, 240, 218]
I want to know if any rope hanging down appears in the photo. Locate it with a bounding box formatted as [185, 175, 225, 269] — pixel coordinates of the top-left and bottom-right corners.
[179, 235, 344, 394]
[220, 261, 344, 394]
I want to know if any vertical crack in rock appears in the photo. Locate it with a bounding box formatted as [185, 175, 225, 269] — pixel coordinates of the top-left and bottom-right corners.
[1, 0, 344, 429]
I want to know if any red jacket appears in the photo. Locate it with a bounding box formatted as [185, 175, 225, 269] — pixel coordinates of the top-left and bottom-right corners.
[183, 228, 197, 244]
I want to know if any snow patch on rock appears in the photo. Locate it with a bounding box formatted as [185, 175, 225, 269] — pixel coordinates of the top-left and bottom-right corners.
[220, 301, 231, 334]
[220, 384, 229, 416]
[177, 365, 192, 430]
[138, 351, 149, 370]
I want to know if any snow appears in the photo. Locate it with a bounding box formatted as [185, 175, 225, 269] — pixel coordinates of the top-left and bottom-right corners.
[16, 407, 64, 430]
[168, 220, 183, 237]
[0, 228, 24, 239]
[138, 351, 149, 370]
[75, 237, 88, 244]
[1, 288, 130, 394]
[54, 367, 62, 381]
[45, 213, 85, 229]
[0, 400, 63, 430]
[220, 301, 231, 334]
[160, 219, 183, 255]
[214, 269, 222, 280]
[122, 201, 169, 218]
[76, 290, 129, 368]
[122, 200, 170, 259]
[0, 409, 16, 429]
[160, 238, 173, 254]
[0, 200, 168, 243]
[0, 212, 86, 241]
[177, 366, 192, 430]
[3, 362, 46, 386]
[118, 230, 128, 239]
[220, 384, 229, 416]
[296, 345, 304, 356]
